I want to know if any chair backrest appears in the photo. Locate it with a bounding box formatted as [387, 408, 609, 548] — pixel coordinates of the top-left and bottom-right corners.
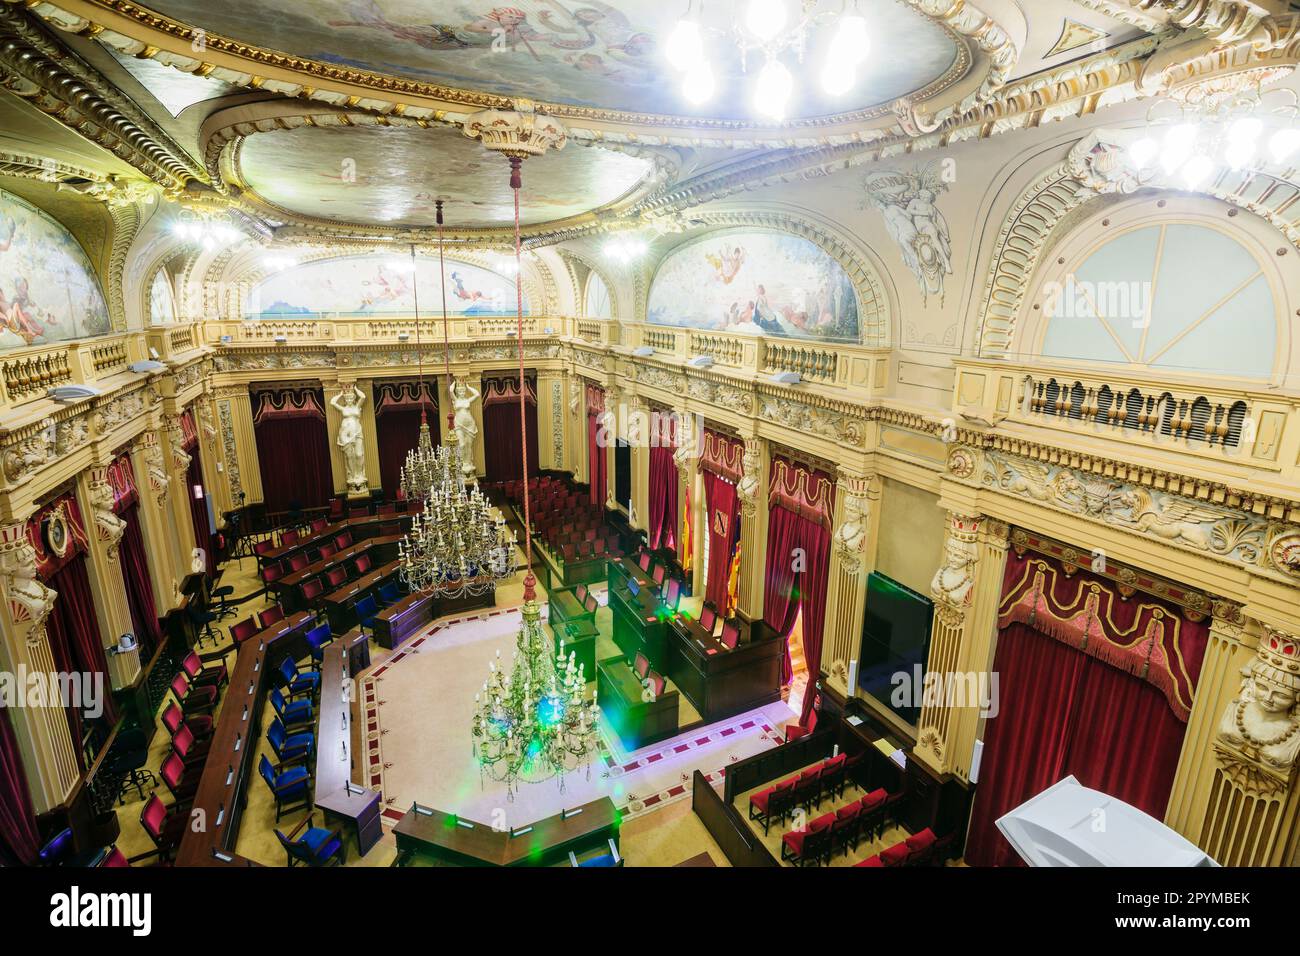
[311, 517, 329, 532]
[181, 650, 203, 680]
[562, 544, 576, 562]
[161, 701, 183, 736]
[278, 657, 298, 685]
[170, 673, 191, 700]
[583, 593, 598, 614]
[254, 539, 274, 557]
[258, 605, 285, 629]
[302, 578, 324, 601]
[288, 553, 309, 572]
[258, 754, 276, 790]
[647, 671, 666, 698]
[378, 582, 400, 603]
[720, 620, 740, 649]
[140, 793, 167, 841]
[575, 584, 588, 602]
[305, 624, 331, 654]
[319, 542, 337, 559]
[594, 539, 607, 555]
[335, 532, 352, 549]
[651, 563, 666, 585]
[261, 562, 283, 584]
[281, 529, 300, 547]
[267, 719, 286, 754]
[101, 846, 129, 868]
[326, 567, 347, 588]
[633, 651, 650, 680]
[355, 594, 378, 618]
[638, 551, 652, 571]
[699, 604, 716, 633]
[160, 752, 185, 789]
[172, 723, 196, 758]
[270, 687, 289, 716]
[355, 554, 372, 576]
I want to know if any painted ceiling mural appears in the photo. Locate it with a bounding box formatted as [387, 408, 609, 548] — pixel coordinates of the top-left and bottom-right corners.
[139, 0, 960, 120]
[247, 254, 529, 316]
[647, 230, 860, 342]
[238, 125, 653, 228]
[0, 187, 111, 350]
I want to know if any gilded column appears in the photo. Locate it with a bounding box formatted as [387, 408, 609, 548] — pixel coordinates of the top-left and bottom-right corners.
[914, 512, 1009, 778]
[129, 430, 181, 612]
[569, 376, 587, 484]
[0, 522, 80, 811]
[1197, 621, 1300, 865]
[357, 377, 382, 495]
[75, 465, 140, 689]
[673, 406, 700, 589]
[537, 373, 563, 472]
[192, 395, 232, 523]
[735, 434, 768, 619]
[821, 470, 879, 698]
[627, 394, 649, 533]
[213, 384, 261, 508]
[163, 413, 198, 575]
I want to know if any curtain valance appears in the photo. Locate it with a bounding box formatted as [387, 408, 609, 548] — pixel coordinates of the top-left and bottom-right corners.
[375, 381, 438, 417]
[700, 429, 743, 483]
[107, 453, 138, 513]
[768, 457, 835, 530]
[483, 375, 536, 408]
[253, 386, 326, 424]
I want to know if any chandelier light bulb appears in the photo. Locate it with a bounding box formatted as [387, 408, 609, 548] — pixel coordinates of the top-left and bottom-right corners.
[1160, 123, 1198, 175]
[745, 0, 787, 43]
[1268, 126, 1300, 163]
[821, 59, 855, 96]
[754, 58, 793, 121]
[666, 18, 704, 72]
[681, 61, 715, 104]
[1128, 136, 1159, 170]
[1181, 154, 1213, 189]
[828, 14, 869, 66]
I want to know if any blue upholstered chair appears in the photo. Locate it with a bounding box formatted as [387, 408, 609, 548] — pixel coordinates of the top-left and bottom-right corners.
[275, 816, 347, 867]
[270, 687, 313, 730]
[568, 839, 623, 867]
[258, 754, 311, 822]
[305, 624, 334, 666]
[278, 657, 320, 701]
[352, 594, 380, 638]
[267, 716, 314, 765]
[376, 582, 401, 608]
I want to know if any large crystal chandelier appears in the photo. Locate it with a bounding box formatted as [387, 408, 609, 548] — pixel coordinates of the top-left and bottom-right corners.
[471, 153, 599, 796]
[398, 201, 519, 597]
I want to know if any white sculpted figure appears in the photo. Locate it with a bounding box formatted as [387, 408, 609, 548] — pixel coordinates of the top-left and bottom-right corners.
[89, 477, 127, 558]
[450, 378, 481, 479]
[1, 532, 56, 643]
[1217, 629, 1300, 784]
[931, 528, 977, 609]
[331, 385, 369, 494]
[836, 495, 869, 558]
[862, 161, 953, 305]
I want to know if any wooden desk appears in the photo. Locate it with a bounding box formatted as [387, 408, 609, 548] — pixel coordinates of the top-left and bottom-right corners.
[321, 559, 401, 633]
[174, 611, 316, 866]
[392, 796, 619, 867]
[666, 615, 783, 723]
[278, 534, 401, 611]
[607, 571, 670, 669]
[548, 587, 591, 630]
[596, 657, 679, 752]
[553, 617, 598, 683]
[313, 643, 382, 857]
[372, 586, 496, 650]
[608, 556, 654, 590]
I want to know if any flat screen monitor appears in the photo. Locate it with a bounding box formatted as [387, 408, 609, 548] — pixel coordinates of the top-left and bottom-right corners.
[627, 577, 640, 598]
[857, 571, 933, 727]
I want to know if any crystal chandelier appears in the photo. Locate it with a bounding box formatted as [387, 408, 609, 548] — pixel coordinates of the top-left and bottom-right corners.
[470, 153, 599, 796]
[665, 0, 869, 119]
[398, 236, 439, 503]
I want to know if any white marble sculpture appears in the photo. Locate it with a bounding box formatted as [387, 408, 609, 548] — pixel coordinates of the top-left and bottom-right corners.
[331, 384, 369, 496]
[450, 378, 481, 480]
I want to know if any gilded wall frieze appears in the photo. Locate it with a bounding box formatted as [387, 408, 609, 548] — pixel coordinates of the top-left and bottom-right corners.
[216, 398, 242, 499]
[686, 376, 754, 416]
[632, 363, 685, 394]
[757, 394, 867, 449]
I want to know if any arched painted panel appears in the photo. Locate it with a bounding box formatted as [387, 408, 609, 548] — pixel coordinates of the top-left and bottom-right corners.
[647, 230, 860, 343]
[149, 268, 178, 325]
[0, 187, 110, 350]
[584, 270, 612, 319]
[1040, 222, 1277, 379]
[247, 254, 528, 317]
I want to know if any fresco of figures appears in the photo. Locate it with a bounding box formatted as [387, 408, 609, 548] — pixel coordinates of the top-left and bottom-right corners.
[647, 231, 860, 343]
[247, 254, 527, 317]
[0, 188, 111, 351]
[149, 269, 178, 325]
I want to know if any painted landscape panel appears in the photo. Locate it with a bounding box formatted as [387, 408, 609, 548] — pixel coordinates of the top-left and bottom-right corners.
[647, 231, 860, 342]
[247, 254, 528, 316]
[0, 188, 111, 350]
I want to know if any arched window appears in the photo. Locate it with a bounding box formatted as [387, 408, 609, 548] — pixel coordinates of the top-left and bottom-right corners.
[584, 270, 612, 319]
[1038, 222, 1277, 379]
[149, 268, 177, 325]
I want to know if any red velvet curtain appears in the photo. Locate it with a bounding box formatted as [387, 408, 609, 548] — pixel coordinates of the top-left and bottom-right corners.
[964, 621, 1192, 866]
[702, 471, 739, 612]
[376, 408, 439, 501]
[648, 443, 678, 553]
[0, 703, 39, 866]
[45, 553, 117, 765]
[483, 399, 539, 483]
[587, 412, 607, 508]
[762, 501, 833, 725]
[119, 503, 161, 660]
[254, 415, 334, 515]
[185, 452, 214, 578]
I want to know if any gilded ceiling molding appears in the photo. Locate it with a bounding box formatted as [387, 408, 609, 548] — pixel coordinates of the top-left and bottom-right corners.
[0, 6, 203, 191]
[0, 151, 153, 205]
[557, 249, 621, 321]
[974, 124, 1300, 357]
[104, 200, 138, 330]
[3, 0, 990, 144]
[1070, 0, 1168, 33]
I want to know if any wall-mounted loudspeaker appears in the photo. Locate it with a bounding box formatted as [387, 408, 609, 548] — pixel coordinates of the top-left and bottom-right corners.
[969, 738, 984, 784]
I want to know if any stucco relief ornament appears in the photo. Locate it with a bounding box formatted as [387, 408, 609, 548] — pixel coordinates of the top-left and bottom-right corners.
[1215, 627, 1300, 797]
[165, 417, 191, 473]
[331, 384, 369, 496]
[89, 474, 126, 560]
[2, 422, 54, 482]
[931, 517, 981, 610]
[946, 445, 977, 480]
[1268, 530, 1300, 579]
[834, 494, 870, 574]
[568, 380, 581, 415]
[736, 442, 761, 519]
[673, 418, 697, 479]
[141, 435, 170, 504]
[1066, 129, 1152, 196]
[861, 161, 953, 306]
[0, 526, 56, 646]
[461, 100, 567, 157]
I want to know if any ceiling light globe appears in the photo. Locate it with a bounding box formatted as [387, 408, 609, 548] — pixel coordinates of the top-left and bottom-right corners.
[666, 19, 704, 72]
[1128, 137, 1158, 170]
[1224, 138, 1256, 170]
[682, 62, 715, 104]
[821, 60, 855, 96]
[753, 59, 793, 121]
[829, 14, 869, 66]
[1228, 116, 1263, 147]
[1181, 154, 1213, 189]
[1268, 127, 1300, 163]
[745, 0, 787, 43]
[1160, 123, 1198, 175]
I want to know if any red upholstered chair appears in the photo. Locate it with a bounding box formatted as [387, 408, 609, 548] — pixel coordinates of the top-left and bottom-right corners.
[231, 615, 259, 647]
[318, 542, 337, 560]
[579, 540, 594, 559]
[583, 593, 599, 615]
[354, 554, 372, 577]
[792, 767, 823, 813]
[325, 566, 347, 589]
[651, 563, 666, 586]
[584, 527, 598, 541]
[594, 539, 607, 556]
[880, 840, 911, 867]
[819, 752, 847, 803]
[170, 722, 210, 768]
[781, 812, 834, 866]
[854, 854, 884, 867]
[561, 543, 577, 563]
[903, 828, 941, 867]
[311, 517, 329, 533]
[170, 672, 217, 716]
[831, 799, 864, 858]
[161, 699, 212, 742]
[748, 778, 796, 835]
[301, 577, 325, 606]
[253, 539, 275, 561]
[646, 671, 666, 699]
[159, 751, 201, 804]
[258, 604, 286, 630]
[663, 578, 681, 611]
[181, 649, 228, 692]
[335, 532, 352, 549]
[699, 603, 717, 635]
[99, 846, 129, 868]
[637, 551, 652, 572]
[139, 793, 187, 862]
[329, 498, 345, 521]
[260, 561, 284, 597]
[281, 529, 300, 547]
[858, 788, 889, 844]
[574, 584, 588, 603]
[785, 702, 820, 742]
[633, 652, 650, 681]
[287, 553, 309, 573]
[720, 620, 740, 650]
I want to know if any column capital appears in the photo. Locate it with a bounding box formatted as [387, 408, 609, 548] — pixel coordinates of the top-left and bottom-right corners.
[86, 466, 127, 561]
[736, 435, 764, 519]
[0, 523, 56, 647]
[930, 511, 984, 612]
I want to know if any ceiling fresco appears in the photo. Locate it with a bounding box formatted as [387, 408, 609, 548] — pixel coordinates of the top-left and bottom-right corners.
[236, 124, 656, 228]
[135, 0, 962, 120]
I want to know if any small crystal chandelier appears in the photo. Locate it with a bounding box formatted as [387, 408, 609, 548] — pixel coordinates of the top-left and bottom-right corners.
[470, 153, 599, 797]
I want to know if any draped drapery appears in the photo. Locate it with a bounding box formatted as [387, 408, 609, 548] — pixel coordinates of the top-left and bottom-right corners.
[374, 382, 439, 499]
[483, 376, 538, 483]
[761, 457, 834, 726]
[702, 471, 739, 612]
[119, 503, 161, 660]
[0, 703, 39, 866]
[963, 551, 1209, 867]
[44, 552, 116, 765]
[253, 387, 333, 515]
[185, 451, 214, 578]
[647, 413, 677, 553]
[586, 384, 606, 508]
